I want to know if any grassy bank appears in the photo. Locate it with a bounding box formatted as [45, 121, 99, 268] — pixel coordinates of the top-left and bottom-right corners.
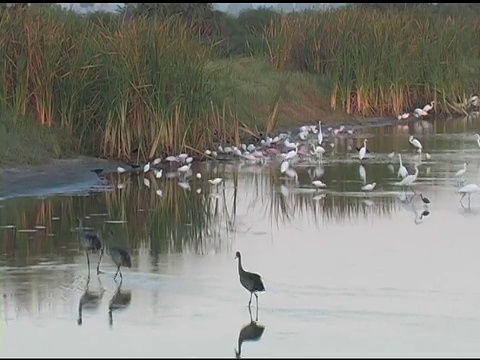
[0, 4, 479, 166]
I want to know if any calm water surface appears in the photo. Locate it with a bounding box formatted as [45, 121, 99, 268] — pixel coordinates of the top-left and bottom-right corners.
[2, 117, 480, 357]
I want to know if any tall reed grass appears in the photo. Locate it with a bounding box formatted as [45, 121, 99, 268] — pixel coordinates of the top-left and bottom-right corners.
[0, 6, 236, 161]
[265, 6, 480, 116]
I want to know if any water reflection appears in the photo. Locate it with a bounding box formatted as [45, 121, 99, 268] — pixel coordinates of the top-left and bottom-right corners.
[108, 279, 132, 328]
[234, 306, 265, 359]
[77, 276, 105, 326]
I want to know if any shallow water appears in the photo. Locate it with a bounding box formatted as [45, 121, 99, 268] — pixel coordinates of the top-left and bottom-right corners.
[2, 116, 480, 357]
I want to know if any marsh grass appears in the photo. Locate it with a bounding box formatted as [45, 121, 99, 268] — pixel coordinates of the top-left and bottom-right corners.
[265, 7, 480, 116]
[0, 7, 241, 162]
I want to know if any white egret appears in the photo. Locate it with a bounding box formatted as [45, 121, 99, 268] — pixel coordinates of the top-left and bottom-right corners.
[396, 164, 419, 192]
[476, 134, 480, 148]
[117, 166, 126, 174]
[208, 178, 223, 186]
[388, 151, 395, 160]
[152, 157, 161, 166]
[413, 108, 428, 117]
[361, 182, 376, 192]
[397, 154, 408, 179]
[143, 178, 150, 188]
[454, 163, 467, 178]
[312, 180, 326, 188]
[409, 135, 423, 152]
[154, 169, 163, 179]
[177, 164, 191, 173]
[196, 172, 202, 179]
[143, 162, 150, 173]
[280, 160, 289, 174]
[358, 139, 368, 161]
[425, 153, 431, 160]
[422, 101, 435, 113]
[469, 95, 479, 107]
[318, 121, 323, 145]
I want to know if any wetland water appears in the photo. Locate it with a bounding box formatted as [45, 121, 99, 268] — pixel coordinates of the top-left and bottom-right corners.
[2, 116, 480, 357]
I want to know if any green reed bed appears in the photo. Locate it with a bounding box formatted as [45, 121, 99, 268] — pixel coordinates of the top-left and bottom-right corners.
[0, 7, 236, 162]
[265, 7, 480, 116]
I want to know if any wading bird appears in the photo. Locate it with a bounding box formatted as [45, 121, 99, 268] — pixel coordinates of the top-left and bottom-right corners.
[397, 153, 408, 179]
[111, 246, 132, 281]
[409, 135, 423, 152]
[235, 251, 265, 308]
[358, 139, 368, 162]
[78, 218, 104, 278]
[457, 183, 480, 208]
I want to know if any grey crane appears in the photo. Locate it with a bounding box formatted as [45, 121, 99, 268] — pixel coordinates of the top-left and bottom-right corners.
[234, 306, 265, 359]
[235, 251, 265, 308]
[110, 246, 132, 281]
[77, 218, 104, 277]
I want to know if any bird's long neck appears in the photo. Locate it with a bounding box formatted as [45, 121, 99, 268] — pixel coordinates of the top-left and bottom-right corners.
[237, 257, 244, 275]
[399, 154, 403, 166]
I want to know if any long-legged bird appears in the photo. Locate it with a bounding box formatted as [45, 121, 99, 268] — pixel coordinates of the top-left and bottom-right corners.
[235, 251, 265, 308]
[78, 218, 104, 278]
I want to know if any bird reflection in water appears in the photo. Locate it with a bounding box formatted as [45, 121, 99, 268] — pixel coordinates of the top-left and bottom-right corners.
[77, 276, 105, 326]
[108, 278, 132, 328]
[234, 306, 265, 359]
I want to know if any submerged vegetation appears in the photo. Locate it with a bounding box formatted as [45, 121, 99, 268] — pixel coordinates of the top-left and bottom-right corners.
[0, 3, 480, 164]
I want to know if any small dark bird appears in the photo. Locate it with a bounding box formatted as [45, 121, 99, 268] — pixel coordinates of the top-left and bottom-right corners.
[421, 210, 430, 217]
[110, 246, 132, 281]
[420, 193, 431, 204]
[90, 168, 104, 176]
[78, 218, 104, 277]
[235, 251, 265, 308]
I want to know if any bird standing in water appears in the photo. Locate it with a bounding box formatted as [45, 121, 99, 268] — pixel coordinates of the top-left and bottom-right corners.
[110, 246, 132, 281]
[77, 218, 104, 278]
[235, 251, 265, 308]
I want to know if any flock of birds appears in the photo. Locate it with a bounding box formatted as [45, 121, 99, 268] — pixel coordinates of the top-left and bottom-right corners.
[93, 97, 480, 213]
[78, 218, 266, 308]
[77, 97, 480, 349]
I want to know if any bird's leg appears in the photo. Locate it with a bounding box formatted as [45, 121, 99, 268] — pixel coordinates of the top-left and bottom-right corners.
[86, 251, 91, 278]
[108, 309, 113, 328]
[114, 266, 120, 281]
[460, 193, 466, 206]
[255, 293, 259, 309]
[255, 301, 259, 322]
[248, 292, 252, 307]
[96, 248, 104, 275]
[119, 268, 123, 281]
[248, 304, 253, 322]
